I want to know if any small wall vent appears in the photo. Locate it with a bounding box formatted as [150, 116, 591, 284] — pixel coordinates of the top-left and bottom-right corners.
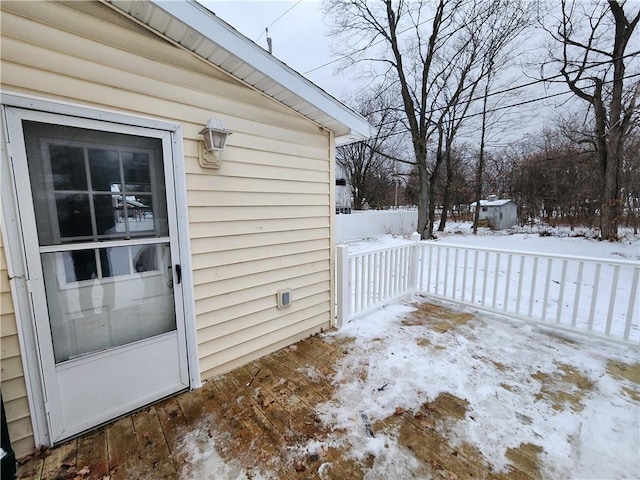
[277, 289, 292, 309]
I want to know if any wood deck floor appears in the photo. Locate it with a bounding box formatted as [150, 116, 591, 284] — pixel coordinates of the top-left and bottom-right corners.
[16, 306, 553, 480]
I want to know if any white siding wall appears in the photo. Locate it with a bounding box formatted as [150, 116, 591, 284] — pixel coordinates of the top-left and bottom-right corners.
[1, 1, 334, 453]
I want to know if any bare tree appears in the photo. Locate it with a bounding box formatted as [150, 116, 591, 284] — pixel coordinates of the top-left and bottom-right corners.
[337, 87, 401, 209]
[544, 0, 640, 240]
[325, 0, 536, 238]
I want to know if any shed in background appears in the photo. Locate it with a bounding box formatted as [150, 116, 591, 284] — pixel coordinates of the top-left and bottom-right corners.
[470, 196, 518, 230]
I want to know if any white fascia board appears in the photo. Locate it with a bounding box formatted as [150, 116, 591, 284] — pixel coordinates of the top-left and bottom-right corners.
[151, 0, 370, 143]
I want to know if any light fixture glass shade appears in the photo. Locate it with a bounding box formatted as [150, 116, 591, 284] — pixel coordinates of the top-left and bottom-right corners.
[199, 118, 231, 151]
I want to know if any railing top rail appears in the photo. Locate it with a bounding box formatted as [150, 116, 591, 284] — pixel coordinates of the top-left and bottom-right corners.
[420, 241, 640, 267]
[341, 241, 416, 258]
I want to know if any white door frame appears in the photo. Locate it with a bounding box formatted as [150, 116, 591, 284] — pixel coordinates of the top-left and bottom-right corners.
[0, 92, 200, 448]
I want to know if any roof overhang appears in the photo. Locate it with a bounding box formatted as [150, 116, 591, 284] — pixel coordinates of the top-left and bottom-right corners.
[106, 0, 370, 146]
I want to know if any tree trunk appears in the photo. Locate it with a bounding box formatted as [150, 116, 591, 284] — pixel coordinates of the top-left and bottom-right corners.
[602, 130, 623, 240]
[473, 72, 492, 235]
[416, 160, 430, 239]
[438, 148, 453, 232]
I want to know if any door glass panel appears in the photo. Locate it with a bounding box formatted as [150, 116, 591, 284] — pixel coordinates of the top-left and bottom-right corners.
[24, 121, 169, 245]
[50, 146, 86, 190]
[102, 246, 131, 277]
[132, 244, 158, 272]
[56, 193, 93, 241]
[88, 149, 120, 192]
[43, 244, 175, 363]
[123, 152, 151, 192]
[93, 194, 119, 238]
[62, 249, 98, 282]
[23, 121, 177, 364]
[126, 194, 155, 233]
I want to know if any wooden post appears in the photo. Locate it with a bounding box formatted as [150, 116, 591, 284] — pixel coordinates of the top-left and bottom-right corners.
[336, 245, 350, 328]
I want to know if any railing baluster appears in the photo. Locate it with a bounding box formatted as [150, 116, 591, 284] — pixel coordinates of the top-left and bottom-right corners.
[402, 246, 408, 292]
[373, 252, 378, 304]
[404, 245, 411, 291]
[471, 250, 479, 304]
[353, 257, 361, 313]
[605, 265, 620, 336]
[385, 248, 391, 299]
[348, 256, 355, 317]
[400, 247, 406, 293]
[542, 258, 553, 322]
[389, 249, 395, 297]
[461, 249, 469, 302]
[393, 248, 400, 295]
[481, 251, 489, 306]
[528, 256, 538, 317]
[370, 252, 376, 304]
[503, 254, 512, 311]
[571, 262, 584, 328]
[444, 247, 450, 297]
[435, 247, 442, 296]
[515, 255, 525, 315]
[623, 267, 639, 341]
[492, 253, 500, 309]
[427, 245, 433, 294]
[588, 263, 601, 332]
[452, 248, 459, 300]
[556, 260, 568, 324]
[362, 253, 368, 309]
[417, 244, 425, 290]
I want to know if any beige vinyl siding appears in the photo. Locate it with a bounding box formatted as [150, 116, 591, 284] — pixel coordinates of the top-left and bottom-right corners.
[0, 240, 35, 458]
[1, 0, 333, 436]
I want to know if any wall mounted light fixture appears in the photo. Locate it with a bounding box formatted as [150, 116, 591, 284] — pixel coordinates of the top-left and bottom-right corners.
[198, 118, 232, 169]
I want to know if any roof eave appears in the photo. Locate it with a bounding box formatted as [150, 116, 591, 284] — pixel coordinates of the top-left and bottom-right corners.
[109, 0, 370, 145]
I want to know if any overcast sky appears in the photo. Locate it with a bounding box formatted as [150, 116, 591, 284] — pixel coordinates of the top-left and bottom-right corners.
[197, 1, 639, 147]
[198, 0, 556, 144]
[199, 1, 357, 101]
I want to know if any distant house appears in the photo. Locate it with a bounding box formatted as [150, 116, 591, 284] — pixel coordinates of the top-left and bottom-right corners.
[0, 0, 369, 457]
[470, 196, 518, 230]
[336, 162, 352, 214]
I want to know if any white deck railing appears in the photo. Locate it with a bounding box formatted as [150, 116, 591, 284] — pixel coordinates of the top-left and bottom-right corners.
[336, 236, 640, 345]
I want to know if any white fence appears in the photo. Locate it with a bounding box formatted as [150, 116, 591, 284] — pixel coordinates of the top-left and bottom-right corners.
[335, 209, 418, 242]
[336, 238, 640, 345]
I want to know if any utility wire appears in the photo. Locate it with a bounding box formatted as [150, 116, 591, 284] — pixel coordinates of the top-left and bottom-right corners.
[369, 55, 640, 130]
[375, 72, 640, 141]
[303, 0, 475, 74]
[256, 0, 303, 42]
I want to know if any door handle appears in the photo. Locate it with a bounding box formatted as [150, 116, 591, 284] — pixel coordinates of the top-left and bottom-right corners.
[175, 264, 182, 284]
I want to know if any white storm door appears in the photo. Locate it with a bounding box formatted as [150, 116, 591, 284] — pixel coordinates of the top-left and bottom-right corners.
[6, 108, 190, 443]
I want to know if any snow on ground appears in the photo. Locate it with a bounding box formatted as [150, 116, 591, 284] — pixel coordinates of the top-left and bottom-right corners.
[343, 223, 639, 261]
[317, 301, 639, 479]
[177, 419, 277, 480]
[432, 223, 639, 261]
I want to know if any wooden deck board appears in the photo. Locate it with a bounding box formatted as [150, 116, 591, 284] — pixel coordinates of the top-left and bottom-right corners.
[131, 406, 178, 479]
[105, 415, 138, 480]
[40, 440, 76, 480]
[76, 429, 108, 479]
[15, 304, 592, 479]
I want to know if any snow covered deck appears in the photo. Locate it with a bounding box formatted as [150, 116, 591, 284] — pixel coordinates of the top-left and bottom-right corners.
[16, 300, 639, 479]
